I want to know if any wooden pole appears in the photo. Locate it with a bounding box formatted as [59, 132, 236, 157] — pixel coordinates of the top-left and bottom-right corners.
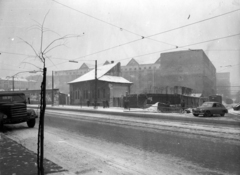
[52, 71, 54, 106]
[94, 60, 97, 109]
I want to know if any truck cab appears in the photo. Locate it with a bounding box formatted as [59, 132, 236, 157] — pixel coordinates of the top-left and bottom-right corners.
[0, 92, 38, 131]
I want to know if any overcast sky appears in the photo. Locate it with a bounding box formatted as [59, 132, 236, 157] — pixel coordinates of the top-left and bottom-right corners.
[0, 0, 240, 89]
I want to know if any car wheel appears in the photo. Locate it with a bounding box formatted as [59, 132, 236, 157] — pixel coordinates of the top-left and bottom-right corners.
[204, 111, 211, 117]
[193, 114, 199, 117]
[220, 111, 225, 117]
[27, 119, 36, 128]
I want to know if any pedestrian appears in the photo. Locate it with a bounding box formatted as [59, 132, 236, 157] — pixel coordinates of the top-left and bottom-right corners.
[87, 100, 90, 107]
[28, 97, 30, 104]
[126, 98, 130, 110]
[105, 100, 109, 108]
[181, 100, 185, 113]
[102, 100, 105, 108]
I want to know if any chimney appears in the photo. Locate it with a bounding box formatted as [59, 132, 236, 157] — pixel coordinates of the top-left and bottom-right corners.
[111, 61, 114, 64]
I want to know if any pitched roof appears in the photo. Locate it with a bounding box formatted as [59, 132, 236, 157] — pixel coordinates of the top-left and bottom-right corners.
[99, 75, 132, 84]
[68, 62, 120, 84]
[126, 58, 139, 66]
[79, 63, 89, 70]
[103, 61, 110, 65]
[79, 63, 94, 70]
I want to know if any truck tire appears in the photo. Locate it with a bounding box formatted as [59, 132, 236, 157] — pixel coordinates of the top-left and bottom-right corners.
[27, 119, 36, 128]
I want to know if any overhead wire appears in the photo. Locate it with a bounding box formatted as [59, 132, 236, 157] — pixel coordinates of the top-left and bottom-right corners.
[52, 0, 177, 47]
[2, 6, 240, 70]
[115, 33, 240, 62]
[52, 0, 240, 48]
[147, 8, 240, 38]
[0, 51, 74, 61]
[46, 5, 240, 64]
[48, 33, 240, 68]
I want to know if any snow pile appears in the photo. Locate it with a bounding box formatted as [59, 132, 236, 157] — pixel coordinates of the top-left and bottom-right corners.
[145, 102, 160, 113]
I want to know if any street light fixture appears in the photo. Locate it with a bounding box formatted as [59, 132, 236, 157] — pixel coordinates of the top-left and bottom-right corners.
[69, 60, 78, 63]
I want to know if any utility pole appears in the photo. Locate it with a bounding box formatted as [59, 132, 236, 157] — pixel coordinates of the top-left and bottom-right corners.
[52, 71, 54, 106]
[94, 60, 97, 109]
[12, 76, 14, 91]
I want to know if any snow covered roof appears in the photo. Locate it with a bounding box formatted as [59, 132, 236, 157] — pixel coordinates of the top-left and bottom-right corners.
[68, 62, 131, 84]
[99, 75, 132, 84]
[189, 93, 203, 97]
[0, 77, 29, 82]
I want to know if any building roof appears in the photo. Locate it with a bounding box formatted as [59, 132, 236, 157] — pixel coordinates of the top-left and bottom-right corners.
[103, 61, 110, 65]
[126, 58, 139, 66]
[69, 62, 131, 84]
[0, 77, 29, 82]
[98, 75, 132, 84]
[79, 63, 93, 70]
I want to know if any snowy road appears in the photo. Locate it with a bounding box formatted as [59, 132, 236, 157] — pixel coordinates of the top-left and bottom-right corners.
[4, 110, 240, 175]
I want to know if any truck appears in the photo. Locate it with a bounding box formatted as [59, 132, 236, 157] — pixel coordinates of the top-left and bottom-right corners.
[0, 92, 38, 131]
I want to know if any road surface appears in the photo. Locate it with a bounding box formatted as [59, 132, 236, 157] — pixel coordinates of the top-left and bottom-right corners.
[3, 110, 240, 175]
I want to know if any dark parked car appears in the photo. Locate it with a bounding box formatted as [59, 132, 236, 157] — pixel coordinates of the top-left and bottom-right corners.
[192, 102, 228, 117]
[233, 103, 240, 111]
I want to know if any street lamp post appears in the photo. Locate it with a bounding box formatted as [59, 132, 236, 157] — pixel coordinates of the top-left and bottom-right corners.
[52, 71, 54, 106]
[12, 76, 14, 91]
[95, 60, 97, 109]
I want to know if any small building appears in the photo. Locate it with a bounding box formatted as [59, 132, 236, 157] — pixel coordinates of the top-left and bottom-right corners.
[68, 62, 132, 107]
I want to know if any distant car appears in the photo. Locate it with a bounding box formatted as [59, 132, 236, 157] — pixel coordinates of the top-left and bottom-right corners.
[233, 103, 240, 111]
[192, 102, 228, 117]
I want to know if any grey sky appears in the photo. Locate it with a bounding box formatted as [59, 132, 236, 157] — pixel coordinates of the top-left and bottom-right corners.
[0, 0, 240, 88]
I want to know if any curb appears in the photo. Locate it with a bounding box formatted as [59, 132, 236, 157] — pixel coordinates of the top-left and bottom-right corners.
[28, 105, 240, 127]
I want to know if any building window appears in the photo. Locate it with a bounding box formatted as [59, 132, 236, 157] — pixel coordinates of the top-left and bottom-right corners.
[92, 90, 94, 98]
[84, 90, 88, 99]
[103, 88, 105, 98]
[98, 89, 100, 98]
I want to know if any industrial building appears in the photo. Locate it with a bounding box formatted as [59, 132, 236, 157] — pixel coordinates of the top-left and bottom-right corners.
[121, 50, 216, 97]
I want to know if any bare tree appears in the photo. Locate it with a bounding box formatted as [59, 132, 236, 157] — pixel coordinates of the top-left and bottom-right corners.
[19, 11, 82, 175]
